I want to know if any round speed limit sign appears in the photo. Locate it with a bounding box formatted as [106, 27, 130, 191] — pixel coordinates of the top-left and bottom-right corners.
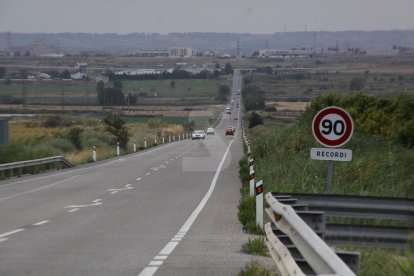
[312, 106, 353, 148]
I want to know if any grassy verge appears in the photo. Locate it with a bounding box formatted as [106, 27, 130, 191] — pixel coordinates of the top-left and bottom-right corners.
[239, 261, 276, 276]
[243, 237, 268, 256]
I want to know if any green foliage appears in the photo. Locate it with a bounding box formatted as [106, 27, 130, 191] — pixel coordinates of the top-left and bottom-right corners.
[239, 261, 275, 276]
[66, 127, 83, 150]
[249, 112, 263, 128]
[42, 115, 73, 128]
[216, 84, 230, 102]
[0, 67, 6, 78]
[0, 144, 54, 164]
[80, 129, 112, 149]
[222, 63, 234, 75]
[242, 85, 265, 111]
[238, 196, 264, 234]
[40, 138, 76, 153]
[244, 237, 268, 256]
[103, 113, 129, 149]
[97, 81, 125, 105]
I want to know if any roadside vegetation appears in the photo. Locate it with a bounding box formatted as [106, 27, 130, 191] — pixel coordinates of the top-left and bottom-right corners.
[239, 261, 276, 276]
[0, 113, 186, 167]
[238, 87, 414, 275]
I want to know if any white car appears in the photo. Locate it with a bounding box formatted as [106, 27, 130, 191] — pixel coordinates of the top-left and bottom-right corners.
[206, 127, 215, 135]
[192, 130, 206, 140]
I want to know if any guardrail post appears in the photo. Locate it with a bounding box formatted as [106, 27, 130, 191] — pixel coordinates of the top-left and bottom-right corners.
[173, 135, 175, 141]
[144, 138, 147, 148]
[249, 166, 255, 196]
[133, 140, 136, 152]
[92, 146, 97, 161]
[116, 142, 120, 156]
[179, 134, 181, 141]
[154, 138, 157, 145]
[162, 136, 165, 144]
[256, 180, 264, 228]
[169, 136, 171, 142]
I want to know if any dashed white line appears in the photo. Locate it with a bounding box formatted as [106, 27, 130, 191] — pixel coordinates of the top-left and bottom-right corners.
[149, 261, 163, 266]
[111, 191, 119, 194]
[154, 256, 168, 260]
[139, 267, 158, 276]
[145, 173, 150, 176]
[136, 178, 142, 181]
[159, 241, 179, 255]
[33, 220, 49, 226]
[68, 208, 79, 213]
[0, 228, 25, 238]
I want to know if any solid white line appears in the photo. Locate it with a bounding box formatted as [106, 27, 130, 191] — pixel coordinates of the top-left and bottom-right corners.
[154, 255, 168, 260]
[149, 261, 163, 266]
[137, 138, 235, 276]
[0, 228, 25, 238]
[0, 175, 79, 203]
[138, 267, 158, 276]
[136, 178, 142, 181]
[68, 208, 79, 213]
[33, 220, 49, 226]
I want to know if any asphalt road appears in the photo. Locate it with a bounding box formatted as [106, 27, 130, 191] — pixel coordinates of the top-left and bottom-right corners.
[0, 72, 269, 276]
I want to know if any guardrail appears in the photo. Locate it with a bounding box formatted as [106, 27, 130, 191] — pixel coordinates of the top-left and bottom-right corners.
[0, 156, 73, 179]
[273, 193, 414, 249]
[265, 192, 358, 276]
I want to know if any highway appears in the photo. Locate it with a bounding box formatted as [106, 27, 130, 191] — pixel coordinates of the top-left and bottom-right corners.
[0, 72, 263, 275]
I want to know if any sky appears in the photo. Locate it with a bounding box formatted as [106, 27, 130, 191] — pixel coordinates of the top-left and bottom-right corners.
[0, 0, 413, 34]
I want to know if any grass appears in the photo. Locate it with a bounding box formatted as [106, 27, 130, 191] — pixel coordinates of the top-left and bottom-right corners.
[243, 237, 268, 256]
[239, 261, 276, 276]
[0, 78, 230, 105]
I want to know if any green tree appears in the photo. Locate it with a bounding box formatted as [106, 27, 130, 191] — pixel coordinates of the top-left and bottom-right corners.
[222, 63, 234, 75]
[216, 84, 230, 102]
[60, 70, 71, 79]
[249, 112, 263, 128]
[103, 113, 129, 150]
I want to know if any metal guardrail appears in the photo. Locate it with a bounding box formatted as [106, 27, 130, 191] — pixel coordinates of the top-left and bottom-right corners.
[273, 192, 414, 249]
[273, 192, 414, 221]
[265, 192, 357, 276]
[0, 156, 73, 178]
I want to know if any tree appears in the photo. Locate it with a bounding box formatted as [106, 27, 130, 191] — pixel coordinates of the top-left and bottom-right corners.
[170, 80, 176, 88]
[216, 84, 230, 102]
[60, 70, 71, 79]
[103, 113, 129, 150]
[249, 112, 263, 128]
[222, 63, 234, 75]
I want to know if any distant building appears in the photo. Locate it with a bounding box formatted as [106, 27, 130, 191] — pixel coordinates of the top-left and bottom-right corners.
[71, 72, 87, 80]
[168, 47, 197, 57]
[133, 50, 168, 57]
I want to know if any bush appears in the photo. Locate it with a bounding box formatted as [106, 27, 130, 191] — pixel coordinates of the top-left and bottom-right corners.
[249, 112, 263, 128]
[40, 138, 76, 153]
[244, 237, 268, 256]
[66, 127, 83, 150]
[239, 261, 275, 276]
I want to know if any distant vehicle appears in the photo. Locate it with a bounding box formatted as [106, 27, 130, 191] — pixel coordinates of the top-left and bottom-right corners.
[206, 127, 215, 135]
[192, 130, 206, 140]
[226, 110, 232, 114]
[225, 126, 235, 135]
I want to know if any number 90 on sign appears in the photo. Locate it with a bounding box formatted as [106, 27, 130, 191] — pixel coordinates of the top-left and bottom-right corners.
[312, 106, 353, 148]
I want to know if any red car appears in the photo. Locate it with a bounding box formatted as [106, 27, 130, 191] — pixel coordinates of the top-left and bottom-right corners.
[225, 126, 235, 135]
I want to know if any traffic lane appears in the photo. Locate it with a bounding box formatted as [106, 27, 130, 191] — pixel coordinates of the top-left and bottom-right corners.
[156, 128, 247, 275]
[0, 139, 228, 275]
[0, 141, 195, 234]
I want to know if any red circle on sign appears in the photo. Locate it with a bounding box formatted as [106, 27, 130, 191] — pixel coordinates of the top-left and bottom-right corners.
[312, 106, 353, 148]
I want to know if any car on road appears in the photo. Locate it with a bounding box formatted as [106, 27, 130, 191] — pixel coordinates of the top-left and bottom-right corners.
[206, 127, 215, 135]
[225, 126, 235, 135]
[192, 130, 206, 140]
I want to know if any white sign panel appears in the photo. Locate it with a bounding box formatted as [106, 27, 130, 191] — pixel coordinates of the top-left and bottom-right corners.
[311, 148, 352, 161]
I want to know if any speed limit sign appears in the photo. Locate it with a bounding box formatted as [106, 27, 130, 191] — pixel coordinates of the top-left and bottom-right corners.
[312, 106, 353, 148]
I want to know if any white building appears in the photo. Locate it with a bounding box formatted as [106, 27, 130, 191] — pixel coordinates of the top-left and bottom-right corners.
[168, 47, 197, 57]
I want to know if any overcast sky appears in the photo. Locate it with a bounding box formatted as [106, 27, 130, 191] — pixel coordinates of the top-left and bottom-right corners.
[1, 0, 413, 34]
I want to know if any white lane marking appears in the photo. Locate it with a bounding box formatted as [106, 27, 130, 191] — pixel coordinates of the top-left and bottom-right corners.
[111, 191, 119, 194]
[92, 199, 101, 203]
[165, 161, 169, 164]
[170, 159, 174, 161]
[136, 178, 142, 181]
[138, 138, 234, 276]
[65, 199, 102, 210]
[0, 228, 25, 238]
[1, 141, 186, 188]
[139, 267, 158, 276]
[159, 241, 179, 255]
[149, 261, 163, 266]
[68, 208, 79, 213]
[0, 175, 79, 203]
[154, 256, 168, 260]
[145, 173, 150, 176]
[33, 220, 49, 226]
[0, 238, 8, 243]
[108, 184, 133, 194]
